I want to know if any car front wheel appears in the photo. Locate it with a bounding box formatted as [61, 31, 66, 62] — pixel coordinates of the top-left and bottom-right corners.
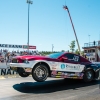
[32, 64, 49, 82]
[83, 69, 94, 82]
[19, 72, 30, 77]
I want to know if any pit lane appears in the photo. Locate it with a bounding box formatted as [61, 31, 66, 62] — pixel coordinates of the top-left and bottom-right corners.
[0, 77, 100, 100]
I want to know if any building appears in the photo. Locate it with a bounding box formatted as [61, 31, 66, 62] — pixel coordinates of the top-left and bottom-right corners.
[82, 41, 100, 62]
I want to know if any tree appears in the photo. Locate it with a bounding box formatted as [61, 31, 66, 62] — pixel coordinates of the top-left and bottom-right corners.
[75, 49, 80, 55]
[75, 49, 84, 56]
[61, 50, 65, 52]
[81, 50, 84, 56]
[69, 40, 75, 52]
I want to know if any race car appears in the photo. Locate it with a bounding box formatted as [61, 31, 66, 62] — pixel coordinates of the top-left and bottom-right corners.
[9, 52, 100, 82]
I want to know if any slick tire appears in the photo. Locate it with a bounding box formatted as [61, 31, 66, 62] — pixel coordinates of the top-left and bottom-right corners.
[83, 69, 94, 82]
[32, 64, 49, 82]
[19, 72, 30, 77]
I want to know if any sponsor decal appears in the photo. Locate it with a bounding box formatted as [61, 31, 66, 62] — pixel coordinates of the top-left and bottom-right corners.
[52, 66, 56, 70]
[61, 64, 65, 69]
[60, 63, 81, 71]
[51, 71, 83, 79]
[50, 62, 58, 70]
[51, 71, 57, 75]
[71, 77, 78, 79]
[70, 74, 77, 76]
[57, 72, 62, 75]
[55, 76, 61, 78]
[64, 73, 68, 76]
[66, 65, 80, 70]
[73, 56, 79, 61]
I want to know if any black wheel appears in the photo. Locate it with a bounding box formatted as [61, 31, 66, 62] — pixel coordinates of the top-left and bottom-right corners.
[32, 64, 49, 82]
[83, 69, 94, 82]
[19, 72, 30, 77]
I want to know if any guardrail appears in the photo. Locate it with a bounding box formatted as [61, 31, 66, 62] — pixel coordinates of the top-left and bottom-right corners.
[84, 41, 100, 47]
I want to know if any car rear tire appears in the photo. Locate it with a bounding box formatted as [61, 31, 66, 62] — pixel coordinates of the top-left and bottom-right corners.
[32, 64, 49, 82]
[19, 72, 30, 77]
[83, 69, 94, 82]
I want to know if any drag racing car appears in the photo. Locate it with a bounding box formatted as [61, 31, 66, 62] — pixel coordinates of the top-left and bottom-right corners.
[9, 52, 100, 82]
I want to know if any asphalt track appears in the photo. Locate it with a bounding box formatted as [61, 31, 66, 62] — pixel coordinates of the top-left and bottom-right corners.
[0, 77, 100, 100]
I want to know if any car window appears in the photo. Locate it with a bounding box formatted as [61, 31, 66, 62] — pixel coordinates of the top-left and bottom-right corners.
[47, 52, 64, 59]
[64, 53, 80, 62]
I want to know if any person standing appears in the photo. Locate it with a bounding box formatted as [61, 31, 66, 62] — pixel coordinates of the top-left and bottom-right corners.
[93, 41, 96, 46]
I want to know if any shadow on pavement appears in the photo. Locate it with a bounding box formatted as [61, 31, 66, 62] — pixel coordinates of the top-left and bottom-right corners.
[13, 79, 100, 94]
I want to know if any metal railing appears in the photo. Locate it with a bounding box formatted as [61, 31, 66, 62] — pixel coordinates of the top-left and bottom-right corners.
[84, 41, 100, 47]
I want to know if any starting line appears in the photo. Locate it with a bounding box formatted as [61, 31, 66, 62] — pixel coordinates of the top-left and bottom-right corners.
[0, 74, 21, 79]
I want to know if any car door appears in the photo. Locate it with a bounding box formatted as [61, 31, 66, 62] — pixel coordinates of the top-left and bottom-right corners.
[63, 53, 80, 64]
[59, 53, 84, 72]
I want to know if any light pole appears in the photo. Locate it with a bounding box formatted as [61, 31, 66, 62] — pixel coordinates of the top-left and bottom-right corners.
[63, 5, 81, 55]
[52, 44, 54, 52]
[26, 0, 33, 53]
[88, 35, 90, 43]
[99, 34, 100, 40]
[88, 35, 90, 46]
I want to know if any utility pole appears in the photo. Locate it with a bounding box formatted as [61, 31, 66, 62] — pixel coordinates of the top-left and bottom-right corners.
[26, 0, 33, 53]
[88, 35, 90, 46]
[52, 44, 54, 52]
[63, 5, 81, 55]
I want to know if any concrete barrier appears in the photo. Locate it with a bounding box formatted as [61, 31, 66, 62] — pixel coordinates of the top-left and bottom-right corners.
[0, 63, 18, 76]
[0, 63, 9, 69]
[0, 68, 18, 75]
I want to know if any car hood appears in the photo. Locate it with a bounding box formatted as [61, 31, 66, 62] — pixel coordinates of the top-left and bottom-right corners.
[13, 55, 59, 62]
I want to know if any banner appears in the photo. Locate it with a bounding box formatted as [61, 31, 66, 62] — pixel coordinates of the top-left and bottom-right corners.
[0, 63, 17, 75]
[0, 68, 18, 75]
[0, 44, 36, 49]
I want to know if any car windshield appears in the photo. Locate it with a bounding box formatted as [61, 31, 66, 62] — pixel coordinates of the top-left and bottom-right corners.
[47, 52, 64, 59]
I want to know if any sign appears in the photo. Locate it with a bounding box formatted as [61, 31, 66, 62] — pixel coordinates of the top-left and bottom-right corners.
[0, 44, 22, 48]
[0, 44, 36, 49]
[86, 53, 90, 56]
[23, 45, 36, 49]
[86, 53, 94, 56]
[28, 46, 36, 49]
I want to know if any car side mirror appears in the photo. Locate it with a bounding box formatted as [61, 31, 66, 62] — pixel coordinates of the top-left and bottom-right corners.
[62, 57, 68, 60]
[60, 57, 68, 61]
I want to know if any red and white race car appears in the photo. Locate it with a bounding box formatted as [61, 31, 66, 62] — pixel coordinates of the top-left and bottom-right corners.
[9, 52, 100, 82]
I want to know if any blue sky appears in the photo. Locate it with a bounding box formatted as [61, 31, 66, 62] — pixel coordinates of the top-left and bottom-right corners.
[0, 0, 100, 51]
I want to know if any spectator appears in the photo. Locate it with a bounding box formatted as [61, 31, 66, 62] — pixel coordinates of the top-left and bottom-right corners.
[0, 49, 41, 63]
[93, 41, 95, 46]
